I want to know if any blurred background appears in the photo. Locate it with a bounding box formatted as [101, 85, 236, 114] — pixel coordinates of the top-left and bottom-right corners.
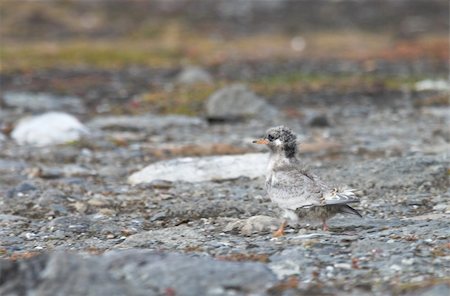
[0, 0, 448, 117]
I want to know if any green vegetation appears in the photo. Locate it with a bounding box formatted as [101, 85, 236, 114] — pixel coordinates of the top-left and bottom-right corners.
[250, 72, 428, 95]
[0, 41, 184, 71]
[139, 84, 222, 116]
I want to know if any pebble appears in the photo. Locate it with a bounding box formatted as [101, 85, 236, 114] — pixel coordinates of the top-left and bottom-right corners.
[390, 264, 402, 271]
[334, 263, 352, 269]
[401, 258, 415, 265]
[176, 66, 213, 85]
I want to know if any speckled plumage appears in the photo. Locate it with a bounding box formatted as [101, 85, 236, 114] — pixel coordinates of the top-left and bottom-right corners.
[253, 126, 362, 232]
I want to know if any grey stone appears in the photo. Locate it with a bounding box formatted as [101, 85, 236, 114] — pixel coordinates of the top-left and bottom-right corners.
[88, 114, 205, 132]
[128, 153, 268, 184]
[0, 252, 140, 296]
[307, 114, 330, 127]
[269, 248, 317, 280]
[176, 66, 213, 85]
[117, 225, 208, 249]
[3, 92, 86, 113]
[0, 214, 27, 222]
[36, 165, 97, 179]
[0, 159, 27, 172]
[414, 284, 450, 296]
[48, 216, 92, 234]
[38, 189, 68, 207]
[0, 250, 277, 296]
[7, 182, 38, 198]
[205, 84, 279, 121]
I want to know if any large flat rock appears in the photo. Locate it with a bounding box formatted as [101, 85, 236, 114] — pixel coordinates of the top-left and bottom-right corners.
[128, 153, 268, 184]
[0, 250, 277, 296]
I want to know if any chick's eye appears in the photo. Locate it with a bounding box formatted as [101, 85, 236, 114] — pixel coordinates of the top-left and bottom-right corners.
[267, 135, 274, 141]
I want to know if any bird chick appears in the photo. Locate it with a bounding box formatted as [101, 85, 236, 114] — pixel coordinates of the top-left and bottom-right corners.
[253, 126, 362, 236]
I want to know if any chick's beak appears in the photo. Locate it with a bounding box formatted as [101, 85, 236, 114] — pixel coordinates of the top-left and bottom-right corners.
[252, 138, 269, 145]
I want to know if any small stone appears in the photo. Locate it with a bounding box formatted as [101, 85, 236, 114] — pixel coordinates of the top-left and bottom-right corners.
[176, 66, 213, 85]
[334, 263, 352, 269]
[433, 204, 448, 212]
[87, 195, 112, 207]
[7, 182, 38, 198]
[24, 233, 36, 240]
[73, 201, 88, 214]
[98, 209, 116, 216]
[150, 211, 167, 222]
[390, 264, 402, 271]
[38, 189, 67, 207]
[401, 258, 414, 265]
[308, 114, 330, 127]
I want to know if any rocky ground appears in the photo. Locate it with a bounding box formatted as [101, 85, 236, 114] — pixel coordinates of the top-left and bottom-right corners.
[1, 1, 449, 295]
[1, 60, 449, 295]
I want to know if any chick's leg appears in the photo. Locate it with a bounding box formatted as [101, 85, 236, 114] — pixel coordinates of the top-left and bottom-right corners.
[273, 221, 287, 237]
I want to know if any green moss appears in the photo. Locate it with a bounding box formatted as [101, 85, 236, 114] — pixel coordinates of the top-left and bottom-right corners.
[250, 72, 427, 96]
[140, 83, 222, 116]
[0, 41, 184, 71]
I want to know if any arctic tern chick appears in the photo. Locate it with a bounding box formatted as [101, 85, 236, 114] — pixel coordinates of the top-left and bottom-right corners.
[253, 126, 362, 236]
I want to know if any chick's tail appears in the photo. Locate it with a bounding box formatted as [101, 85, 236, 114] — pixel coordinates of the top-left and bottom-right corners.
[340, 204, 363, 218]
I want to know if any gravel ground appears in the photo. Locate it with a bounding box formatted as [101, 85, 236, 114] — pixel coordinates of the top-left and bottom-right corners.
[1, 57, 449, 295]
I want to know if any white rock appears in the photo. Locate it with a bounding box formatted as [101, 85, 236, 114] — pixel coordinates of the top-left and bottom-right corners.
[390, 264, 402, 272]
[401, 258, 415, 266]
[12, 112, 88, 147]
[128, 153, 268, 184]
[334, 263, 352, 270]
[415, 79, 450, 91]
[176, 66, 213, 85]
[205, 84, 279, 120]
